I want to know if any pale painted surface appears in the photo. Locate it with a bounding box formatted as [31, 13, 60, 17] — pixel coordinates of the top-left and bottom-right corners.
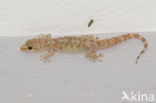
[0, 32, 156, 103]
[0, 0, 156, 102]
[0, 0, 156, 36]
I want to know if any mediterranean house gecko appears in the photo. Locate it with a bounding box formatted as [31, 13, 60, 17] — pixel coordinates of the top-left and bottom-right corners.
[20, 33, 148, 63]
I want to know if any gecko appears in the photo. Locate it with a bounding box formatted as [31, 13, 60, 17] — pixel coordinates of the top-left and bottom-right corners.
[20, 33, 148, 63]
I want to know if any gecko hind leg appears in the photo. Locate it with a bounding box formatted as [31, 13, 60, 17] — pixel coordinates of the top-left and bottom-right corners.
[85, 49, 103, 62]
[40, 49, 54, 62]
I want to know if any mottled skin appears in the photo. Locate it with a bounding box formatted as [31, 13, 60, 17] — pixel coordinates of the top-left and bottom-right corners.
[20, 33, 148, 63]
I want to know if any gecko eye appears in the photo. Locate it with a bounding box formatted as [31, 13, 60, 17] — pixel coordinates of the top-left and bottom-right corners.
[28, 46, 32, 50]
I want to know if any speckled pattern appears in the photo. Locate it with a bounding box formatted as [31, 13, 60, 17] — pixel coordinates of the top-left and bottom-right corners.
[0, 32, 156, 103]
[20, 33, 148, 63]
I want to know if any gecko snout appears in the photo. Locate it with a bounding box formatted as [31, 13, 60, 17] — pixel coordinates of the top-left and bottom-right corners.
[20, 44, 28, 51]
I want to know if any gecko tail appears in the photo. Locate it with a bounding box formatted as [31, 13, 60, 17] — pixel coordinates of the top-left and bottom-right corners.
[129, 34, 148, 64]
[96, 33, 148, 64]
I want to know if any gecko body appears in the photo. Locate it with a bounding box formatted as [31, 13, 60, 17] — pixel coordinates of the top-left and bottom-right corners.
[20, 33, 148, 63]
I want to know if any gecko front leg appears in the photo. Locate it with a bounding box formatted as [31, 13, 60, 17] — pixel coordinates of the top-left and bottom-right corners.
[40, 34, 52, 39]
[40, 49, 55, 62]
[85, 48, 103, 62]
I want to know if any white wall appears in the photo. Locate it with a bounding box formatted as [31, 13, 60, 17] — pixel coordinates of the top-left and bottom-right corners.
[0, 0, 156, 36]
[0, 33, 156, 103]
[0, 0, 156, 102]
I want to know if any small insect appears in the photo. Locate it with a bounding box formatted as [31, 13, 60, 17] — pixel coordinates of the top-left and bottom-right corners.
[96, 37, 99, 39]
[88, 19, 94, 27]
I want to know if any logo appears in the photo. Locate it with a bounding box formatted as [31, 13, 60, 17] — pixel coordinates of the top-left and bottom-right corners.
[121, 91, 154, 102]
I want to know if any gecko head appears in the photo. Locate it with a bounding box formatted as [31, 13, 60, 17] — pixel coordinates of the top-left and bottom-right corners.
[20, 39, 41, 52]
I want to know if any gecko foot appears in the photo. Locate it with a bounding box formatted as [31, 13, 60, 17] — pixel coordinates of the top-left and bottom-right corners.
[40, 55, 50, 62]
[85, 49, 104, 62]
